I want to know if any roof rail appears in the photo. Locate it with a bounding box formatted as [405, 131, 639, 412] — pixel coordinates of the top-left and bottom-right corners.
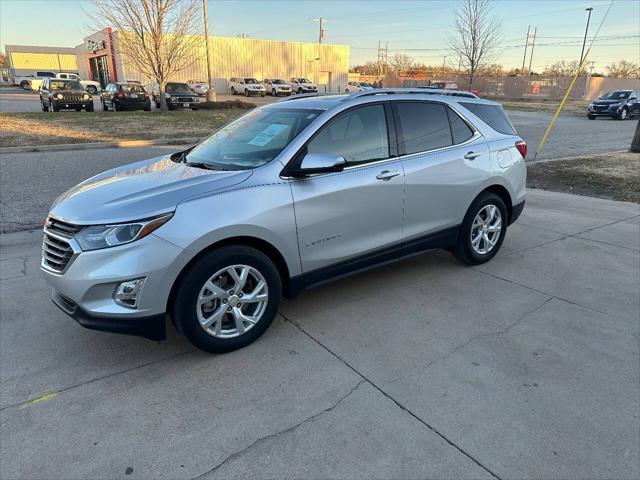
[344, 87, 478, 100]
[276, 93, 321, 103]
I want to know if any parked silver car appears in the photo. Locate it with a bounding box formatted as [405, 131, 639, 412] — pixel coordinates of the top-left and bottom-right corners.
[42, 88, 526, 353]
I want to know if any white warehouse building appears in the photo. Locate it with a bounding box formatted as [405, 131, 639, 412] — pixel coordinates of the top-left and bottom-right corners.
[76, 28, 350, 93]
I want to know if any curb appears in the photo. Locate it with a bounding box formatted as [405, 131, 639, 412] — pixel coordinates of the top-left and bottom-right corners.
[527, 150, 629, 164]
[1, 137, 202, 154]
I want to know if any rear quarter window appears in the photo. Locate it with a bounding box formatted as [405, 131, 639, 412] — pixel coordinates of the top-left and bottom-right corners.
[460, 102, 516, 135]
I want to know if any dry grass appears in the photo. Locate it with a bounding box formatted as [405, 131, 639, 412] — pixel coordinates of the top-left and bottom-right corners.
[527, 151, 640, 203]
[489, 98, 589, 115]
[0, 110, 249, 147]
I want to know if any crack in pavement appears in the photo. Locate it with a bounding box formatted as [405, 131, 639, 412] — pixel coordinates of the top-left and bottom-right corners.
[1, 348, 196, 411]
[384, 297, 554, 387]
[193, 379, 367, 479]
[279, 312, 502, 480]
[0, 255, 28, 280]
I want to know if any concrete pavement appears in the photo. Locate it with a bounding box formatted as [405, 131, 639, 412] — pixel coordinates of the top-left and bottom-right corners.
[1, 189, 638, 479]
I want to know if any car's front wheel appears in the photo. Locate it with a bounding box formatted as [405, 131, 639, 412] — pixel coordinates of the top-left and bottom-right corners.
[587, 114, 596, 120]
[618, 107, 628, 120]
[452, 192, 507, 265]
[172, 245, 281, 353]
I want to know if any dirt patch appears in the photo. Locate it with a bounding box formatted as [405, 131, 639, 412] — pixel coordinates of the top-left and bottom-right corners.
[488, 98, 588, 116]
[0, 109, 249, 147]
[527, 151, 640, 203]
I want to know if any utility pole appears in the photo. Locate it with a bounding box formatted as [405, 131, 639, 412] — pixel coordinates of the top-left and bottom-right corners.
[202, 0, 216, 102]
[580, 7, 594, 66]
[521, 25, 530, 74]
[314, 17, 325, 44]
[527, 27, 537, 75]
[442, 55, 448, 75]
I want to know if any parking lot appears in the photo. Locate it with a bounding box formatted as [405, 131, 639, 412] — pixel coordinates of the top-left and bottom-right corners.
[1, 188, 638, 479]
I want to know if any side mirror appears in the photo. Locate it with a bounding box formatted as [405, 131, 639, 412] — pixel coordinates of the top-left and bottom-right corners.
[291, 153, 346, 177]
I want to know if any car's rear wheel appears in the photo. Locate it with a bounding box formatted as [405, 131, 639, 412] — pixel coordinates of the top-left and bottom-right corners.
[172, 245, 281, 353]
[452, 192, 507, 265]
[20, 81, 29, 90]
[231, 87, 235, 95]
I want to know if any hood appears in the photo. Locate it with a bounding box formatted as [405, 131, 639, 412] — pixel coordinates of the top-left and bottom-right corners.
[50, 156, 252, 225]
[593, 99, 625, 105]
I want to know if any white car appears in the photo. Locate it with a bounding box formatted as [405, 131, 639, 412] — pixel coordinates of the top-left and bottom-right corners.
[345, 81, 373, 93]
[54, 73, 101, 94]
[289, 77, 317, 94]
[263, 78, 291, 96]
[229, 77, 265, 97]
[188, 80, 209, 96]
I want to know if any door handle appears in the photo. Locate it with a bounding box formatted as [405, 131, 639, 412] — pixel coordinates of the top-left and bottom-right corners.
[464, 151, 482, 160]
[376, 170, 401, 181]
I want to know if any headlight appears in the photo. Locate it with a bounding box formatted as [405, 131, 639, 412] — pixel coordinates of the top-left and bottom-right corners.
[83, 93, 91, 100]
[170, 96, 177, 101]
[56, 93, 63, 100]
[75, 213, 173, 251]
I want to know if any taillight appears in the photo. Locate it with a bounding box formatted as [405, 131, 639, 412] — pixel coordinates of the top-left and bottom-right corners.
[515, 140, 527, 159]
[143, 92, 149, 98]
[116, 92, 125, 99]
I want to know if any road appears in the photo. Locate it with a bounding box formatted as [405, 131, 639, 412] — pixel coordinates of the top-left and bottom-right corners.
[1, 189, 638, 479]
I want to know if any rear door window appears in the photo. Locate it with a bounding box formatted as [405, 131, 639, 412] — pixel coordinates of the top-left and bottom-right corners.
[459, 102, 516, 135]
[394, 102, 452, 155]
[447, 107, 474, 144]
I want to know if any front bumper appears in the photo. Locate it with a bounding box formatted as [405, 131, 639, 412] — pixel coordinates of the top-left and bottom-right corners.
[53, 100, 92, 109]
[52, 290, 166, 340]
[42, 232, 183, 337]
[588, 105, 620, 117]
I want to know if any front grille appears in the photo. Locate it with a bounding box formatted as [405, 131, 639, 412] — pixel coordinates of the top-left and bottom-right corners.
[42, 217, 81, 273]
[176, 97, 194, 102]
[62, 94, 83, 102]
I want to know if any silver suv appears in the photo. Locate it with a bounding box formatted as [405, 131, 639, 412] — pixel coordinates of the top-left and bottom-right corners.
[42, 89, 526, 353]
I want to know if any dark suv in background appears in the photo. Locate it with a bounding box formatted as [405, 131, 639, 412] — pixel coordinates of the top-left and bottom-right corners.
[100, 83, 151, 112]
[39, 78, 93, 112]
[150, 82, 199, 110]
[588, 90, 640, 120]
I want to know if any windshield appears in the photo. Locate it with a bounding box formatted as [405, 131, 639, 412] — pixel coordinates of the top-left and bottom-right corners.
[184, 108, 321, 170]
[245, 78, 259, 84]
[300, 78, 312, 84]
[600, 91, 631, 100]
[50, 80, 82, 90]
[359, 82, 372, 87]
[272, 79, 285, 84]
[166, 83, 192, 93]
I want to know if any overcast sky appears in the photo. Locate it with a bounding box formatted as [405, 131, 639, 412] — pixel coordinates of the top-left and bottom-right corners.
[1, 0, 638, 72]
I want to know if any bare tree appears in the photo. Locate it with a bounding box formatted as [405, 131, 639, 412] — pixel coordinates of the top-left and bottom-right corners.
[607, 60, 640, 79]
[91, 0, 202, 112]
[389, 53, 415, 76]
[448, 0, 502, 90]
[543, 60, 581, 77]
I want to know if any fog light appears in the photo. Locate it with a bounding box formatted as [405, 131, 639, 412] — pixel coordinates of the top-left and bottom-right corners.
[114, 278, 145, 308]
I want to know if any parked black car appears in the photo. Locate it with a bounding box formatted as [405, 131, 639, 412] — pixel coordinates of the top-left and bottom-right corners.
[150, 82, 199, 110]
[100, 83, 151, 111]
[588, 90, 640, 120]
[39, 78, 94, 112]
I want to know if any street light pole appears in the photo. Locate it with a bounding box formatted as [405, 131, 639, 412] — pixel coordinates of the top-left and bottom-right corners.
[203, 0, 216, 102]
[580, 7, 593, 66]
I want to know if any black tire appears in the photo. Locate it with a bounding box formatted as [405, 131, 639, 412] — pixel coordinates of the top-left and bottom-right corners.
[171, 245, 282, 353]
[20, 81, 29, 90]
[102, 100, 108, 111]
[41, 100, 48, 112]
[231, 87, 236, 96]
[86, 104, 94, 112]
[587, 114, 596, 120]
[75, 107, 82, 112]
[272, 88, 277, 96]
[112, 101, 118, 112]
[618, 107, 628, 120]
[297, 87, 302, 94]
[451, 192, 508, 265]
[51, 101, 59, 112]
[244, 88, 249, 97]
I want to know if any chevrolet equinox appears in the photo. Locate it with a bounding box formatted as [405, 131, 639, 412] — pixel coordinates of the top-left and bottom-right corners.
[42, 88, 527, 353]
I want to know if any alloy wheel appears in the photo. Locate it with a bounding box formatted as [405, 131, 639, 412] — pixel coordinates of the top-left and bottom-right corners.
[470, 204, 502, 255]
[196, 265, 269, 339]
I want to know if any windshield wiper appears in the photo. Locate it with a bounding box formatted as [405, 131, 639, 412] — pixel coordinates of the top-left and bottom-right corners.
[185, 161, 220, 170]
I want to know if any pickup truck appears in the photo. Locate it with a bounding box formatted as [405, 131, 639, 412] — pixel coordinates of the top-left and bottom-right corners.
[11, 71, 55, 90]
[30, 73, 102, 94]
